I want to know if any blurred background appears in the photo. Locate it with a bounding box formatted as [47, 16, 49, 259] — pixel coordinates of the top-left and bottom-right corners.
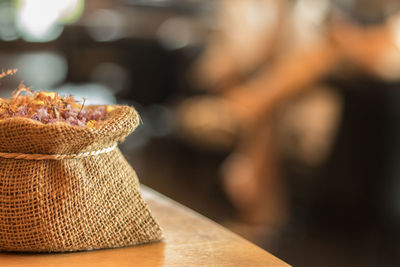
[1, 0, 400, 266]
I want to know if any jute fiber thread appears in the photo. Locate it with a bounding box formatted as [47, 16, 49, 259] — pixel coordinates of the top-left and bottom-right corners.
[0, 143, 117, 160]
[0, 106, 163, 252]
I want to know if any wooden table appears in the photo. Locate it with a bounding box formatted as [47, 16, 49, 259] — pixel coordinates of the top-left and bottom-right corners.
[0, 185, 290, 267]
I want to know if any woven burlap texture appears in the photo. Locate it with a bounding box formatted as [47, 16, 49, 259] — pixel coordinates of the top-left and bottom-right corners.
[0, 106, 163, 252]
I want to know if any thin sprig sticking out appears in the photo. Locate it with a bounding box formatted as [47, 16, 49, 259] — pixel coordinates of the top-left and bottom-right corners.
[0, 69, 17, 79]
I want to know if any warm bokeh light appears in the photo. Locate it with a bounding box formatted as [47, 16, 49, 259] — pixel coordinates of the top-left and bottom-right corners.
[86, 9, 124, 42]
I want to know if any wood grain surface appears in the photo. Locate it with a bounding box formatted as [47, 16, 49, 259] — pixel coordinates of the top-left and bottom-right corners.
[0, 185, 290, 267]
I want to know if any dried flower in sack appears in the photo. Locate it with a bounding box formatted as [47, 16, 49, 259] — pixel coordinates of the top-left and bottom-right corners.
[0, 69, 111, 127]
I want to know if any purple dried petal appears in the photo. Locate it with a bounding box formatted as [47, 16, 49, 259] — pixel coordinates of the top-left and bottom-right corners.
[35, 107, 49, 122]
[15, 105, 27, 116]
[63, 107, 79, 119]
[76, 119, 86, 126]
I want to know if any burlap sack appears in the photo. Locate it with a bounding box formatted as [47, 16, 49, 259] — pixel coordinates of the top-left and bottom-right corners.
[0, 105, 162, 252]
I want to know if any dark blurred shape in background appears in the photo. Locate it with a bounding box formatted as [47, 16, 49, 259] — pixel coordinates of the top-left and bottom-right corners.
[1, 0, 400, 266]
